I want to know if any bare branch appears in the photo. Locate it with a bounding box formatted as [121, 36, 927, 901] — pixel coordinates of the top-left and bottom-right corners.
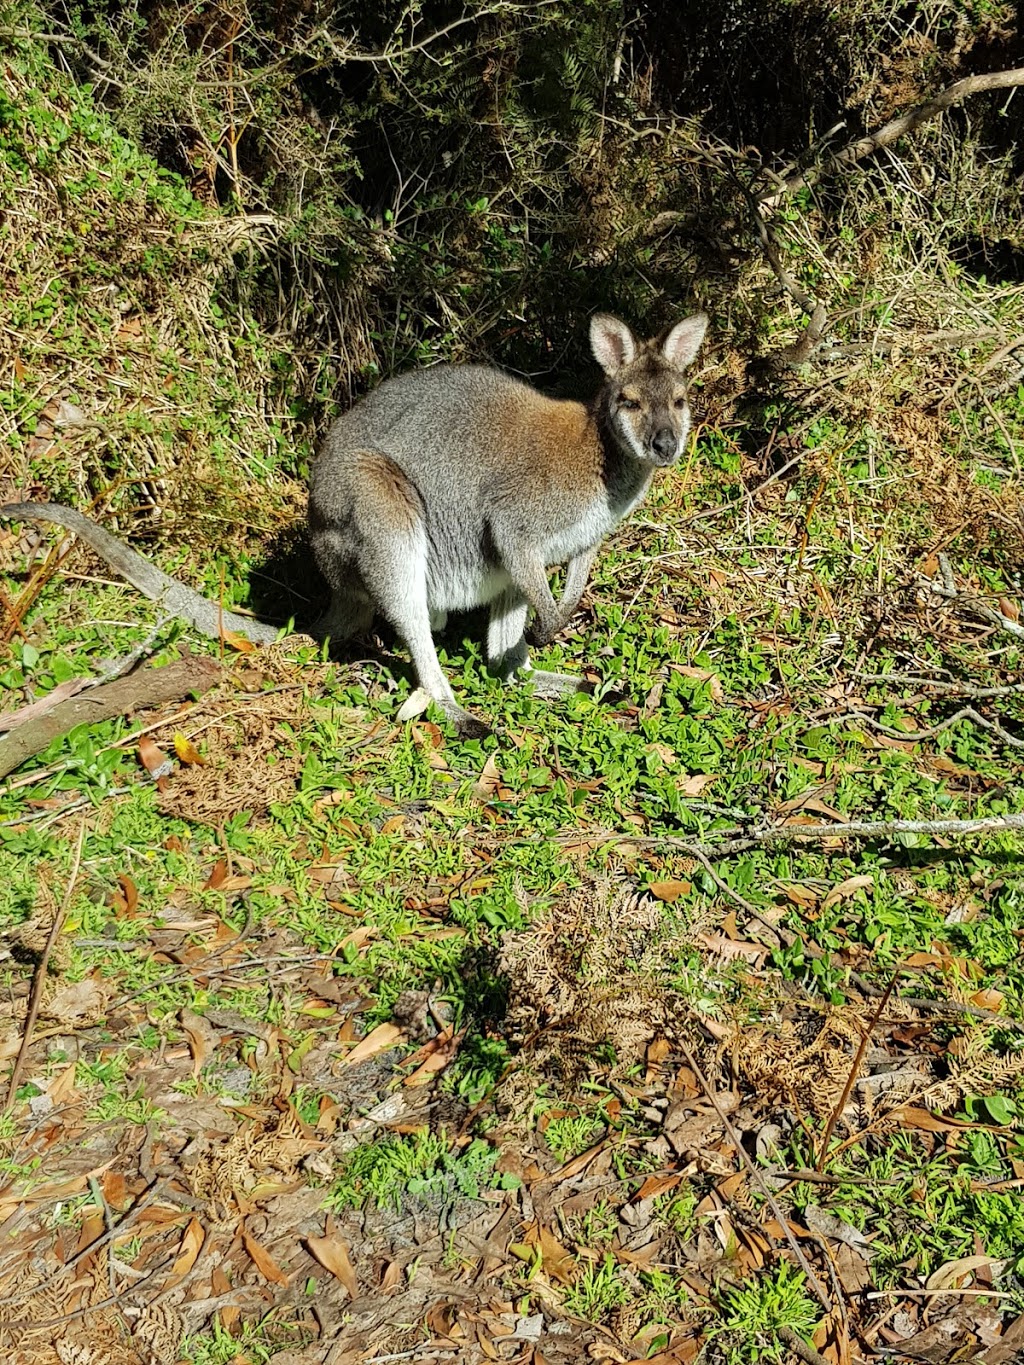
[760, 66, 1024, 208]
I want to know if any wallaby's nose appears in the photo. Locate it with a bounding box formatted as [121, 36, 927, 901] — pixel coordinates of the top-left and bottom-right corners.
[652, 428, 677, 462]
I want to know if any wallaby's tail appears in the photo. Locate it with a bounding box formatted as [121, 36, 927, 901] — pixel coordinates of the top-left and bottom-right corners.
[1, 502, 279, 645]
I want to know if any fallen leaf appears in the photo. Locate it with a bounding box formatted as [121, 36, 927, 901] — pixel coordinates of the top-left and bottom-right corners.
[926, 1254, 1007, 1291]
[970, 987, 1004, 1012]
[339, 1022, 404, 1067]
[173, 732, 206, 765]
[780, 883, 819, 909]
[220, 629, 256, 653]
[821, 874, 873, 909]
[411, 720, 448, 769]
[998, 596, 1020, 623]
[679, 773, 718, 796]
[180, 1012, 209, 1080]
[523, 1222, 576, 1285]
[649, 879, 691, 903]
[306, 1230, 358, 1297]
[166, 1218, 205, 1283]
[697, 933, 766, 965]
[243, 1230, 289, 1286]
[672, 664, 724, 703]
[473, 754, 502, 801]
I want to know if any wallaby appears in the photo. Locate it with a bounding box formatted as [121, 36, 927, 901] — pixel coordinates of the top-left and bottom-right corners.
[1, 311, 707, 735]
[309, 311, 708, 736]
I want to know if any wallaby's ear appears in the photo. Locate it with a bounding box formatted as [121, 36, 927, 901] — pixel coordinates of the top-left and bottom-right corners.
[661, 313, 709, 369]
[590, 314, 637, 376]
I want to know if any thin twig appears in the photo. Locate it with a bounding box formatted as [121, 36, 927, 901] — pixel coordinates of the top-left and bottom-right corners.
[815, 975, 897, 1171]
[574, 811, 1024, 861]
[849, 706, 1024, 750]
[778, 1326, 834, 1365]
[853, 672, 1024, 701]
[678, 1043, 834, 1316]
[3, 819, 86, 1110]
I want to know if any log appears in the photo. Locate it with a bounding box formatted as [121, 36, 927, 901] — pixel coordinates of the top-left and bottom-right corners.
[0, 656, 222, 780]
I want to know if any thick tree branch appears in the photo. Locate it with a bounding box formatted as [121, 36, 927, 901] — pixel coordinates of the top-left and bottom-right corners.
[0, 656, 222, 780]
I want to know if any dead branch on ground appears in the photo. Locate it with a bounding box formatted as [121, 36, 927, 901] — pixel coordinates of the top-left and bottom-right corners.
[0, 655, 222, 779]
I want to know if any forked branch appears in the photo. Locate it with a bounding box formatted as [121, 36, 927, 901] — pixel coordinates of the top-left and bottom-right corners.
[760, 66, 1024, 208]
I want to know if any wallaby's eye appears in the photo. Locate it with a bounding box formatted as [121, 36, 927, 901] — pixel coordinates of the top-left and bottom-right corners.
[618, 395, 640, 411]
[673, 397, 688, 409]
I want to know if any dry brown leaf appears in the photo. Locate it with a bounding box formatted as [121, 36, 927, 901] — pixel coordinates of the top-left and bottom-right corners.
[339, 1021, 404, 1067]
[891, 1106, 975, 1132]
[781, 883, 819, 908]
[926, 1254, 1006, 1291]
[649, 879, 691, 903]
[523, 1222, 576, 1285]
[970, 987, 1004, 1012]
[697, 933, 766, 965]
[411, 720, 448, 769]
[672, 664, 724, 703]
[678, 773, 718, 796]
[473, 754, 502, 801]
[998, 596, 1020, 622]
[243, 1230, 289, 1285]
[306, 1230, 358, 1297]
[166, 1218, 205, 1283]
[221, 628, 256, 653]
[180, 1013, 209, 1080]
[821, 874, 873, 909]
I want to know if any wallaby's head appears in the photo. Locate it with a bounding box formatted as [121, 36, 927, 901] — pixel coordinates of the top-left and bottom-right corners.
[590, 312, 708, 468]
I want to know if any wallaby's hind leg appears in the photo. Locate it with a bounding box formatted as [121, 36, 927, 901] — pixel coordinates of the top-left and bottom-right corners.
[486, 589, 587, 700]
[370, 533, 489, 738]
[314, 588, 375, 645]
[340, 453, 487, 738]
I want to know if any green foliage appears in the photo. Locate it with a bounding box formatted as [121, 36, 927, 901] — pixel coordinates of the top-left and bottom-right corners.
[711, 1262, 820, 1364]
[326, 1129, 512, 1212]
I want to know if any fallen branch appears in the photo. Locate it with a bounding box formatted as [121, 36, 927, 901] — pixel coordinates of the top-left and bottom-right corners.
[850, 706, 1024, 750]
[0, 655, 222, 779]
[853, 671, 1024, 701]
[574, 811, 1024, 861]
[760, 66, 1024, 208]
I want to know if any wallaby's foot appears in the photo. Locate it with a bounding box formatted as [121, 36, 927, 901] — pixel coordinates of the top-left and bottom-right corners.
[397, 687, 492, 739]
[450, 707, 492, 740]
[520, 668, 589, 699]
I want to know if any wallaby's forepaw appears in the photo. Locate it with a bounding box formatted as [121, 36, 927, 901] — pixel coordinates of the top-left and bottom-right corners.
[522, 668, 590, 700]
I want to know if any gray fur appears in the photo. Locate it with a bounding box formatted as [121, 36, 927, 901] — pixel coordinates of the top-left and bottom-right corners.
[310, 311, 708, 736]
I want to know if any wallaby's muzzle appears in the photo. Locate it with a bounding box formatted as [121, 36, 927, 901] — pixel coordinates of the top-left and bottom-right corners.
[651, 427, 680, 465]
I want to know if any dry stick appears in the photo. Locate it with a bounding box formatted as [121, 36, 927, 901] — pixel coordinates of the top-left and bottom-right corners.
[778, 1326, 834, 1365]
[3, 819, 87, 1111]
[582, 811, 1024, 861]
[759, 66, 1024, 208]
[850, 705, 1024, 750]
[678, 1043, 834, 1317]
[814, 975, 898, 1173]
[853, 671, 1024, 701]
